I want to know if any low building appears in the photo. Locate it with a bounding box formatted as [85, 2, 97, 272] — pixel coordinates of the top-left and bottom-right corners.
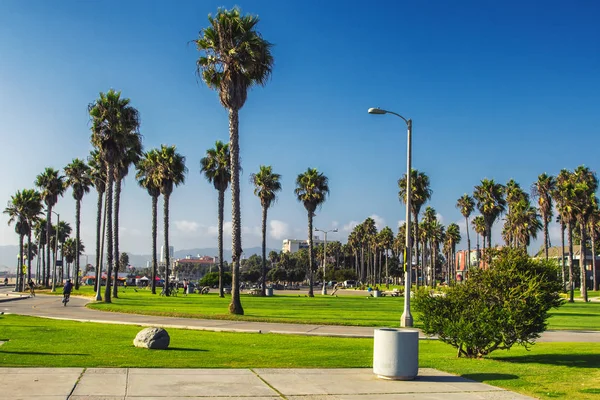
[282, 237, 324, 254]
[173, 255, 217, 281]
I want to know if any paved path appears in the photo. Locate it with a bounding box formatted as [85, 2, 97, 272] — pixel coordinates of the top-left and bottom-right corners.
[2, 292, 599, 342]
[0, 367, 535, 399]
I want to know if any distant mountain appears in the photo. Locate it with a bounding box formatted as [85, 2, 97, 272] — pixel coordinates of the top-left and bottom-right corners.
[0, 245, 276, 269]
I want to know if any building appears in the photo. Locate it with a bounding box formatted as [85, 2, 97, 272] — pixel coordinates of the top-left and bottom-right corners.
[455, 249, 482, 281]
[282, 237, 325, 254]
[173, 255, 217, 281]
[160, 246, 174, 263]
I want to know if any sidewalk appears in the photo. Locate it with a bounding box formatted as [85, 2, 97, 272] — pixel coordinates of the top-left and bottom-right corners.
[0, 367, 534, 399]
[2, 293, 599, 342]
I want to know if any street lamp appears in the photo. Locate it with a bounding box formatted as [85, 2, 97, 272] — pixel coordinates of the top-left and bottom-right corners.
[51, 210, 60, 292]
[314, 228, 337, 295]
[368, 107, 413, 328]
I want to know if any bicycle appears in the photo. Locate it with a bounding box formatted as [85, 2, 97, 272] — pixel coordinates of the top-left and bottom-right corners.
[62, 293, 70, 306]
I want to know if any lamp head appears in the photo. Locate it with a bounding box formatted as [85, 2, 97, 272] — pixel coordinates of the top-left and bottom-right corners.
[368, 107, 387, 115]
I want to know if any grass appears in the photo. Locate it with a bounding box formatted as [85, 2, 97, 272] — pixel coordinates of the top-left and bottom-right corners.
[56, 286, 600, 331]
[0, 314, 599, 399]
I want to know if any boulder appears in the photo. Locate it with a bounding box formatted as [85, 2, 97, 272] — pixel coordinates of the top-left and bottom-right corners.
[133, 327, 170, 349]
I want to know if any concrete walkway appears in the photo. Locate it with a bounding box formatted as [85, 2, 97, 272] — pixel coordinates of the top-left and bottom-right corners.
[2, 292, 599, 342]
[0, 367, 535, 399]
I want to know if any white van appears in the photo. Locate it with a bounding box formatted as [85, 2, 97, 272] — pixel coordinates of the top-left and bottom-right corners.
[343, 280, 356, 288]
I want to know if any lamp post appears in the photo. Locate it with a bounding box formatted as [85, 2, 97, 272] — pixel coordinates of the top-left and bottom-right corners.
[368, 107, 413, 327]
[314, 228, 337, 295]
[51, 210, 60, 292]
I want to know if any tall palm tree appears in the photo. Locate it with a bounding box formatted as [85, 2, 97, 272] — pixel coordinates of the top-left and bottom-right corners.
[196, 7, 274, 314]
[64, 158, 92, 289]
[88, 150, 106, 300]
[398, 169, 432, 288]
[34, 219, 47, 285]
[473, 179, 506, 250]
[295, 168, 329, 297]
[446, 223, 461, 283]
[154, 145, 187, 296]
[250, 165, 282, 296]
[112, 134, 143, 298]
[429, 220, 445, 286]
[531, 173, 556, 260]
[572, 165, 598, 302]
[136, 148, 162, 295]
[35, 167, 66, 289]
[378, 226, 394, 288]
[587, 205, 600, 291]
[200, 141, 231, 298]
[89, 89, 140, 303]
[4, 190, 43, 290]
[472, 215, 486, 268]
[553, 169, 577, 302]
[456, 194, 475, 271]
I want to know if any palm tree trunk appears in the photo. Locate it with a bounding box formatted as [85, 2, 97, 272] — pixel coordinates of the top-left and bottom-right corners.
[591, 231, 597, 292]
[413, 212, 419, 289]
[567, 222, 574, 302]
[36, 235, 42, 284]
[27, 231, 33, 284]
[465, 216, 471, 271]
[228, 109, 243, 315]
[97, 191, 107, 300]
[94, 190, 103, 299]
[164, 193, 171, 296]
[560, 223, 566, 290]
[307, 212, 314, 297]
[544, 217, 549, 261]
[360, 246, 365, 282]
[112, 178, 122, 298]
[580, 225, 588, 302]
[104, 165, 114, 303]
[218, 189, 225, 298]
[16, 234, 24, 291]
[75, 199, 81, 289]
[151, 194, 158, 295]
[261, 205, 267, 297]
[45, 207, 51, 288]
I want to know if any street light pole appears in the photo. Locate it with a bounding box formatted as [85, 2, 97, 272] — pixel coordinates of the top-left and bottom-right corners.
[51, 211, 60, 292]
[368, 107, 413, 327]
[314, 228, 338, 295]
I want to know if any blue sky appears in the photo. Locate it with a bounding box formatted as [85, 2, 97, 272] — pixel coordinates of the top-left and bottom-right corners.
[1, 0, 599, 257]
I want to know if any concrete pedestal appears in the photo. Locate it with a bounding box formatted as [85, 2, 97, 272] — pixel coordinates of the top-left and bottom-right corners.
[373, 328, 418, 380]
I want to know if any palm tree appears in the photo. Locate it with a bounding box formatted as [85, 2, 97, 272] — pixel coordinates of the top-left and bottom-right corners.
[4, 190, 43, 290]
[35, 167, 66, 289]
[250, 165, 282, 296]
[295, 168, 330, 297]
[572, 165, 598, 302]
[34, 219, 47, 285]
[473, 179, 506, 250]
[446, 223, 461, 284]
[200, 141, 231, 298]
[155, 145, 187, 296]
[398, 169, 432, 288]
[531, 173, 556, 260]
[112, 134, 143, 298]
[587, 205, 600, 291]
[88, 150, 106, 300]
[195, 7, 274, 314]
[64, 158, 92, 289]
[136, 148, 162, 295]
[553, 169, 577, 302]
[456, 194, 475, 271]
[472, 215, 486, 268]
[63, 237, 85, 280]
[378, 227, 394, 288]
[89, 89, 140, 303]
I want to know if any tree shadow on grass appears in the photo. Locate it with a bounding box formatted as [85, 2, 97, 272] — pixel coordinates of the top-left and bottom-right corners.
[495, 353, 599, 369]
[461, 373, 518, 381]
[0, 351, 88, 356]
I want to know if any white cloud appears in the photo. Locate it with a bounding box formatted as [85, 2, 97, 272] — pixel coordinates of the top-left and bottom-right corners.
[174, 220, 200, 233]
[269, 220, 291, 240]
[369, 214, 386, 230]
[436, 213, 444, 224]
[343, 220, 359, 232]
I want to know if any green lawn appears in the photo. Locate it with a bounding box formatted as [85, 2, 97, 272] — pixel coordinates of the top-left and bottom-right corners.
[61, 286, 600, 331]
[0, 314, 598, 400]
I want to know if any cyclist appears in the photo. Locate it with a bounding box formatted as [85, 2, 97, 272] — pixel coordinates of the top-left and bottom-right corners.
[28, 279, 35, 297]
[62, 279, 73, 306]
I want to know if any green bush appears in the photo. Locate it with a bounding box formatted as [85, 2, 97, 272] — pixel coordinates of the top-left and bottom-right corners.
[414, 248, 563, 358]
[199, 272, 232, 287]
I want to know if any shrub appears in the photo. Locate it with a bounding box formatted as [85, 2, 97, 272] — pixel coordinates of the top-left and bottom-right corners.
[199, 272, 232, 287]
[414, 248, 563, 358]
